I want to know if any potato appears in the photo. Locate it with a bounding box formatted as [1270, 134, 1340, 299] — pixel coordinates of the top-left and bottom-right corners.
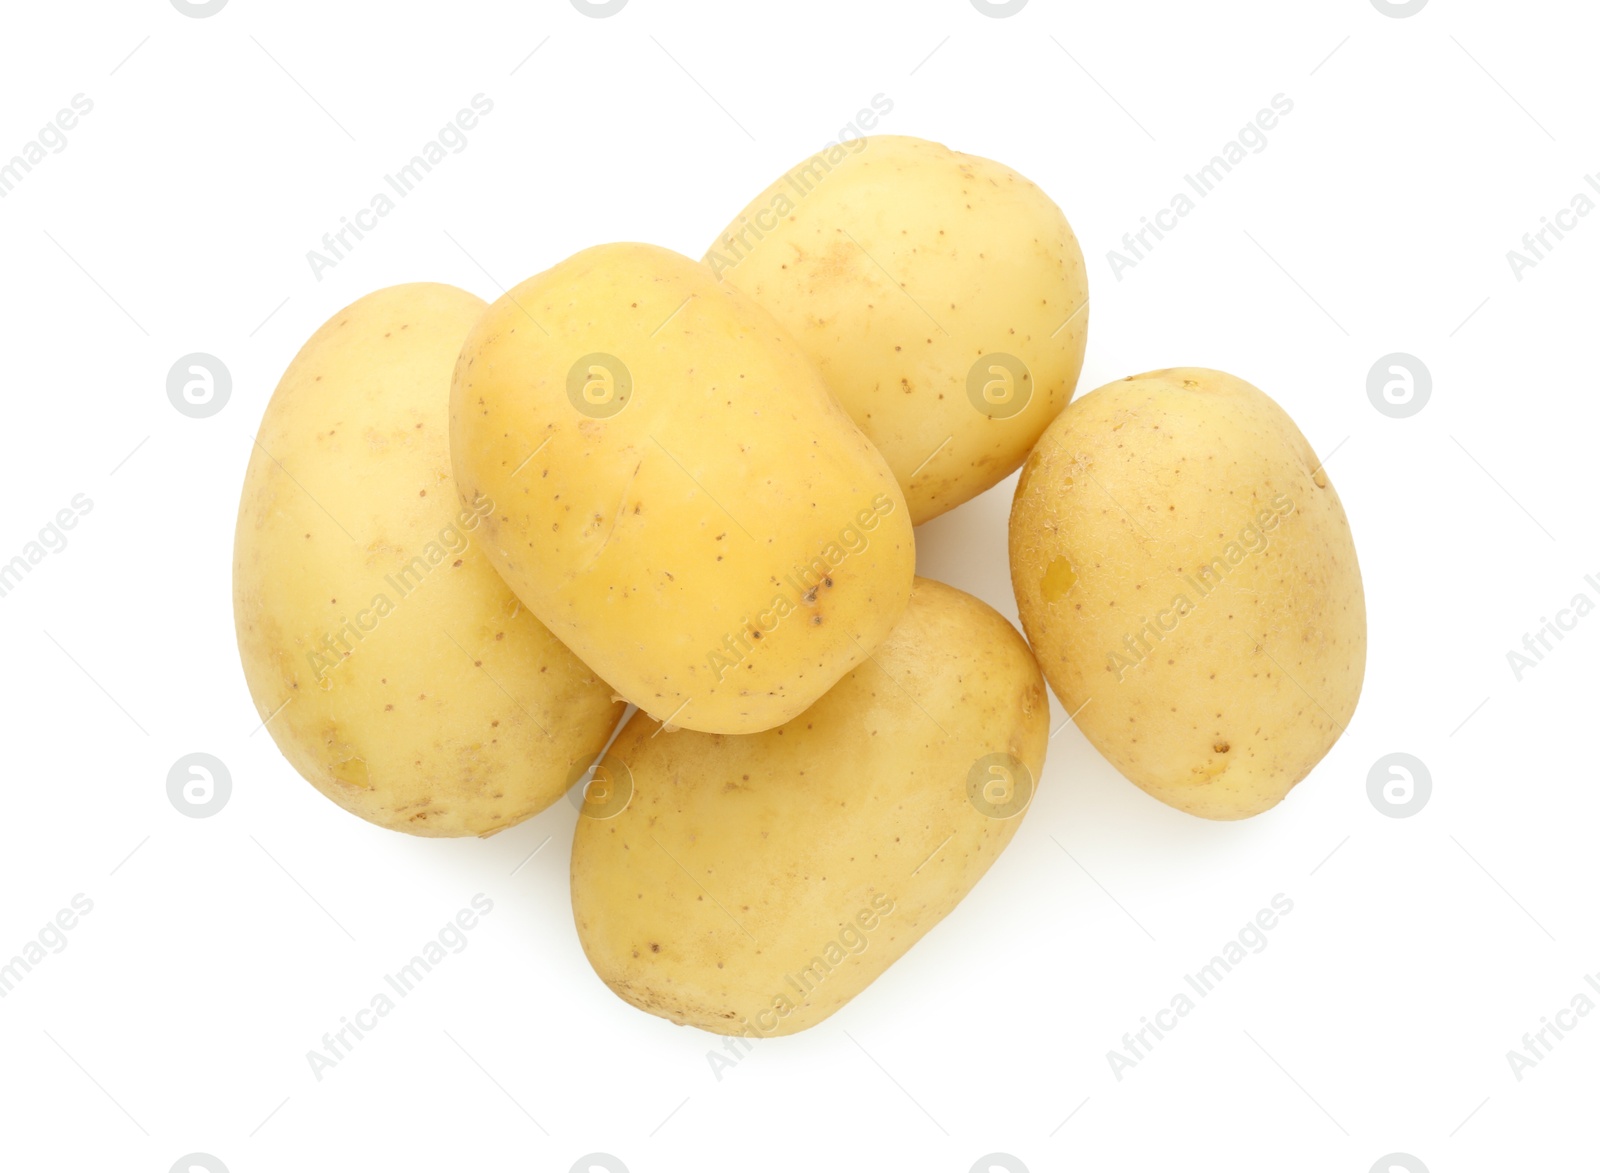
[705, 134, 1088, 525]
[233, 283, 624, 837]
[570, 577, 1048, 1037]
[450, 242, 915, 736]
[1009, 368, 1365, 820]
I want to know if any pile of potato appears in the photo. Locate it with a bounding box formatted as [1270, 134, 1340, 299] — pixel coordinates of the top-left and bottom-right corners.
[234, 135, 1365, 1037]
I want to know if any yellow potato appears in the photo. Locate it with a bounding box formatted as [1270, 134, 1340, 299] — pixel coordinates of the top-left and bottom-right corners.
[705, 134, 1089, 525]
[233, 283, 624, 836]
[450, 242, 914, 735]
[570, 578, 1048, 1037]
[1009, 368, 1366, 820]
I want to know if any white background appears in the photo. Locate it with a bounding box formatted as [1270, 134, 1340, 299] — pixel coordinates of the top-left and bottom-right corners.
[0, 1, 1594, 1170]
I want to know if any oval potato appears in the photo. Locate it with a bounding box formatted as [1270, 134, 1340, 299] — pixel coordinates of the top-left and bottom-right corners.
[1009, 368, 1366, 820]
[706, 134, 1089, 524]
[233, 283, 624, 836]
[570, 577, 1048, 1037]
[450, 243, 915, 736]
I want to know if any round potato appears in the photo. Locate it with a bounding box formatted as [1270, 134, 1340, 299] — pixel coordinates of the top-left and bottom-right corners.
[450, 243, 915, 736]
[233, 283, 624, 837]
[705, 134, 1088, 525]
[570, 577, 1049, 1038]
[1009, 368, 1365, 820]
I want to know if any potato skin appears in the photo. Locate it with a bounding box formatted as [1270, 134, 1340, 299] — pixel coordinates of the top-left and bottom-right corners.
[570, 578, 1048, 1037]
[1009, 368, 1365, 820]
[450, 243, 915, 736]
[706, 135, 1088, 525]
[233, 283, 624, 837]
